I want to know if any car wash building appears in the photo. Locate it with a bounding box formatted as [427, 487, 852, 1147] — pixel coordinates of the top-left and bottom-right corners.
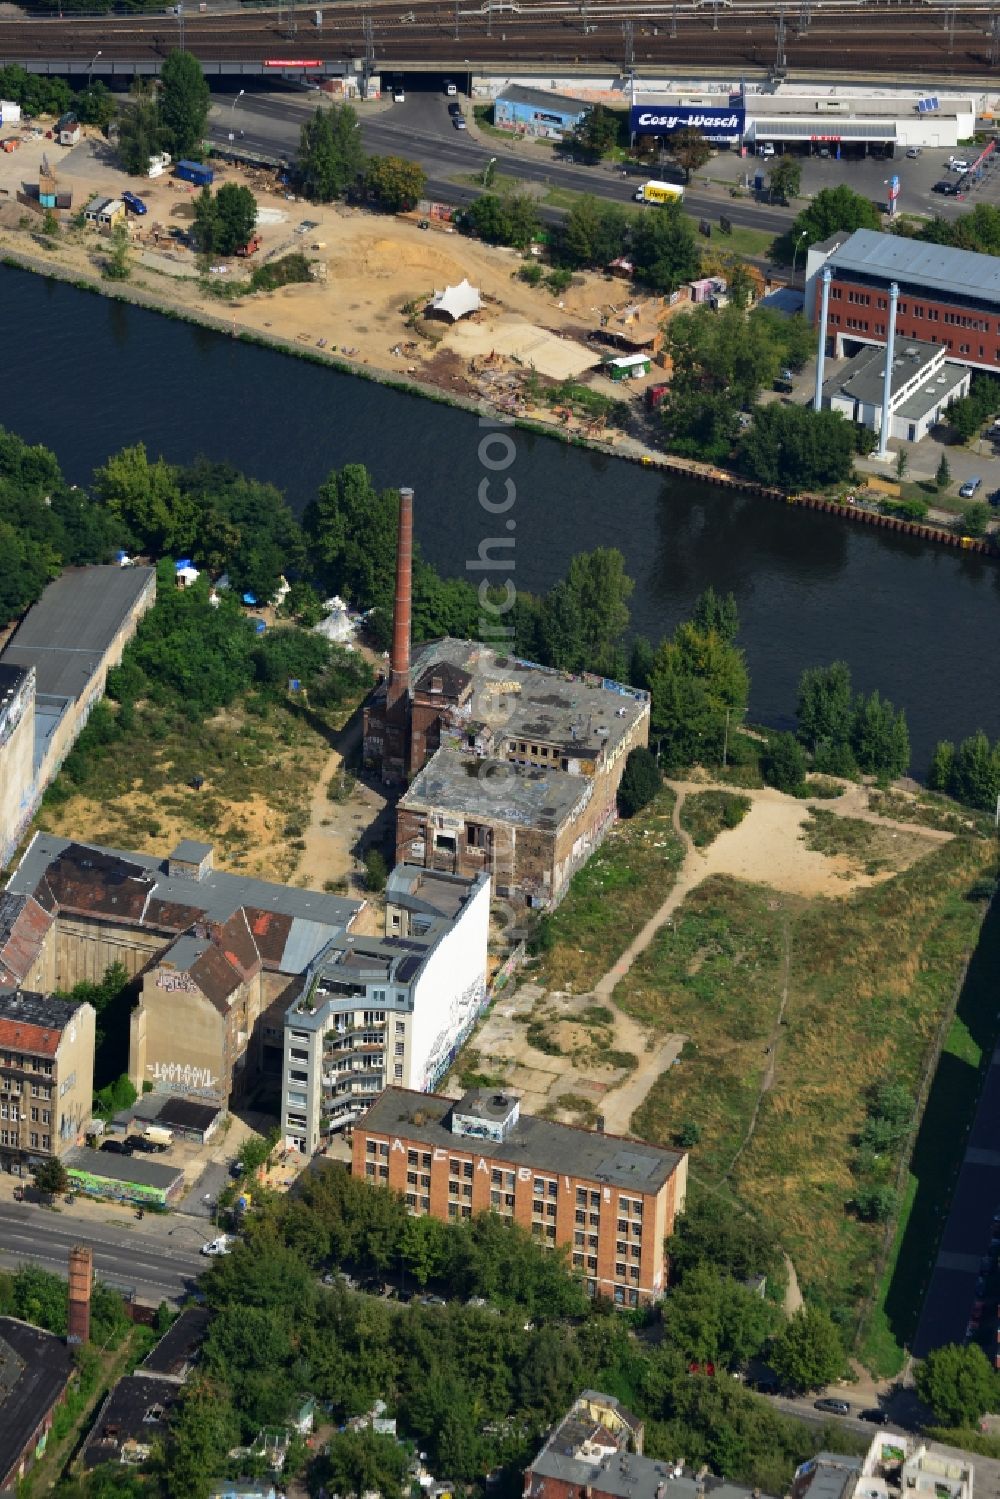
[630, 90, 974, 157]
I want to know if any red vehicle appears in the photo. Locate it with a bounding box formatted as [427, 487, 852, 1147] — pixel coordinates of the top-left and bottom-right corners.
[236, 233, 262, 257]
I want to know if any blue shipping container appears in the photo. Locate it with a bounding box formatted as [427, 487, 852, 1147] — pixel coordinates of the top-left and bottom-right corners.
[175, 160, 214, 186]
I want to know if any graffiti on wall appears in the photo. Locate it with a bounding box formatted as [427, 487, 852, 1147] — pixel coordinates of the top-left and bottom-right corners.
[156, 970, 198, 993]
[147, 1061, 218, 1094]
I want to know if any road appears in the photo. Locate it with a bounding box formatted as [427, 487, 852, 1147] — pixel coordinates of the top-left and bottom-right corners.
[0, 1197, 207, 1306]
[210, 85, 795, 236]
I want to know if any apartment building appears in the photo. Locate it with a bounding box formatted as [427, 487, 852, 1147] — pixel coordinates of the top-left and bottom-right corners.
[0, 989, 96, 1175]
[352, 1087, 687, 1306]
[282, 866, 490, 1151]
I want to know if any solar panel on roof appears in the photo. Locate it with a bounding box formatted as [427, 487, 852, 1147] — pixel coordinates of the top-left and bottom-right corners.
[396, 955, 424, 982]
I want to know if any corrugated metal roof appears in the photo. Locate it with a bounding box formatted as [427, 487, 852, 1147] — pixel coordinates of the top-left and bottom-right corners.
[279, 915, 338, 976]
[829, 227, 1000, 304]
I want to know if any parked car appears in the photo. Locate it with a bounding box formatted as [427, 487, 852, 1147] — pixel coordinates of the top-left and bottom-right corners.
[452, 116, 467, 130]
[933, 179, 961, 195]
[101, 1138, 132, 1155]
[448, 101, 462, 116]
[959, 476, 983, 497]
[122, 190, 147, 215]
[906, 145, 922, 158]
[444, 79, 457, 95]
[758, 142, 775, 157]
[229, 1159, 246, 1178]
[815, 145, 831, 158]
[418, 1294, 447, 1307]
[814, 1398, 851, 1416]
[859, 1409, 890, 1425]
[200, 1235, 234, 1257]
[948, 158, 970, 173]
[126, 1135, 160, 1154]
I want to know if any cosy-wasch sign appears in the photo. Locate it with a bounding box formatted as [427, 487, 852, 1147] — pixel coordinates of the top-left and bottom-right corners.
[630, 105, 746, 143]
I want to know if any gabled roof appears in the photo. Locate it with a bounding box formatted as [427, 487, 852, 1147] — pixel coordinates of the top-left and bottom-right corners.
[0, 1316, 73, 1491]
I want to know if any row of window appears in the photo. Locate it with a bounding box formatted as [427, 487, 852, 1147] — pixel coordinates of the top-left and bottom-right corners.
[0, 1055, 53, 1075]
[365, 1162, 390, 1181]
[829, 316, 987, 360]
[833, 284, 996, 336]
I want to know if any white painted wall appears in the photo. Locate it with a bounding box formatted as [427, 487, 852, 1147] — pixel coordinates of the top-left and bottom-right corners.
[407, 876, 491, 1092]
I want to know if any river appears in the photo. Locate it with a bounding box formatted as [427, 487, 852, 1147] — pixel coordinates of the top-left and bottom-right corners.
[7, 265, 999, 770]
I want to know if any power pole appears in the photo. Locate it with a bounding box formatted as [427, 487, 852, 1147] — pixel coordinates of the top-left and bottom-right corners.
[774, 6, 786, 70]
[622, 17, 634, 71]
[670, 0, 677, 37]
[992, 5, 1000, 65]
[177, 0, 185, 51]
[798, 0, 810, 34]
[712, 0, 719, 31]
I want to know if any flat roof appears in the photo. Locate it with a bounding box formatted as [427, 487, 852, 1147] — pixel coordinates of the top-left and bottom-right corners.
[357, 1087, 685, 1195]
[385, 864, 484, 921]
[65, 1145, 185, 1189]
[827, 336, 943, 405]
[0, 988, 82, 1035]
[140, 1306, 210, 1377]
[1, 565, 155, 704]
[400, 746, 590, 831]
[827, 227, 1000, 306]
[82, 1372, 179, 1468]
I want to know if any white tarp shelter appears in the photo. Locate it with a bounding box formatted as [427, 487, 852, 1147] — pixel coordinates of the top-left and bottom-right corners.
[428, 278, 482, 321]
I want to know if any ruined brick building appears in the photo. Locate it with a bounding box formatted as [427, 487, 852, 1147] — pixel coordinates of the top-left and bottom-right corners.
[363, 489, 650, 907]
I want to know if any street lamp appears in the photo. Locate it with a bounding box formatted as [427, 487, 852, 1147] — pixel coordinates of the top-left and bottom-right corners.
[229, 88, 245, 144]
[791, 228, 808, 274]
[87, 49, 102, 90]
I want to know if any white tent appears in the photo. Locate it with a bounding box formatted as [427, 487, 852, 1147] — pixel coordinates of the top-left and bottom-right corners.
[428, 278, 482, 321]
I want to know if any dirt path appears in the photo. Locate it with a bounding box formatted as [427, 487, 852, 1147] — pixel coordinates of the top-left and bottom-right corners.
[292, 713, 375, 890]
[726, 914, 792, 1179]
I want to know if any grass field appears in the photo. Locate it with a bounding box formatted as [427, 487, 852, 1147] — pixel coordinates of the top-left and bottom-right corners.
[531, 786, 684, 992]
[679, 790, 752, 848]
[799, 808, 934, 876]
[624, 833, 994, 1357]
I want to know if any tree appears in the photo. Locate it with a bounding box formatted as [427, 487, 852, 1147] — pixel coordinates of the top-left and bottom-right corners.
[790, 185, 882, 247]
[670, 126, 712, 181]
[365, 154, 427, 212]
[935, 453, 952, 491]
[949, 730, 1000, 811]
[103, 222, 130, 282]
[192, 182, 257, 256]
[693, 586, 739, 643]
[41, 207, 59, 238]
[916, 1343, 1000, 1428]
[75, 81, 116, 131]
[740, 403, 855, 490]
[632, 199, 700, 292]
[298, 102, 365, 202]
[304, 463, 399, 609]
[770, 1305, 844, 1392]
[853, 1184, 896, 1222]
[768, 155, 801, 204]
[649, 616, 749, 770]
[158, 49, 210, 158]
[618, 746, 661, 817]
[560, 194, 629, 270]
[895, 448, 908, 481]
[93, 442, 198, 556]
[960, 500, 991, 537]
[33, 1156, 70, 1201]
[572, 104, 623, 159]
[851, 690, 910, 779]
[312, 1429, 410, 1499]
[364, 848, 388, 891]
[928, 738, 955, 791]
[466, 190, 540, 250]
[764, 731, 807, 793]
[164, 1377, 238, 1499]
[796, 661, 854, 763]
[117, 96, 163, 177]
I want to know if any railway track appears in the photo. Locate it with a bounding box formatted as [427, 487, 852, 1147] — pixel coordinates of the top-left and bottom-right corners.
[0, 1, 996, 74]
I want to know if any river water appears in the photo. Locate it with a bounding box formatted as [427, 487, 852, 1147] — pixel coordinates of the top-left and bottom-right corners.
[7, 265, 999, 770]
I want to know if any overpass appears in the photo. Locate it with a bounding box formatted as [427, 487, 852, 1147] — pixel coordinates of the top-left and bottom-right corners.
[2, 0, 1000, 81]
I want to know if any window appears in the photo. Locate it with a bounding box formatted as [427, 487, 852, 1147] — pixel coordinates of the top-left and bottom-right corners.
[365, 1163, 376, 1178]
[574, 1231, 585, 1246]
[629, 1267, 641, 1285]
[41, 1111, 50, 1125]
[463, 1161, 474, 1180]
[587, 1255, 598, 1271]
[407, 1148, 418, 1166]
[616, 1239, 627, 1256]
[378, 1165, 389, 1180]
[576, 1187, 587, 1205]
[548, 1179, 558, 1198]
[366, 1140, 378, 1157]
[29, 1132, 39, 1148]
[575, 1209, 586, 1225]
[616, 1261, 627, 1277]
[30, 1107, 38, 1123]
[420, 1195, 430, 1211]
[491, 1190, 502, 1207]
[533, 1178, 545, 1196]
[448, 1202, 458, 1218]
[449, 1180, 460, 1196]
[422, 1152, 431, 1169]
[449, 1158, 461, 1176]
[461, 1205, 472, 1219]
[378, 1142, 389, 1159]
[394, 1064, 403, 1080]
[420, 1173, 431, 1188]
[589, 1212, 600, 1228]
[395, 1021, 406, 1035]
[545, 1225, 556, 1240]
[395, 1042, 405, 1057]
[617, 1217, 627, 1234]
[462, 1183, 473, 1199]
[631, 1244, 642, 1261]
[590, 1190, 600, 1207]
[587, 1234, 599, 1250]
[407, 1170, 417, 1185]
[546, 1203, 557, 1219]
[573, 1252, 585, 1268]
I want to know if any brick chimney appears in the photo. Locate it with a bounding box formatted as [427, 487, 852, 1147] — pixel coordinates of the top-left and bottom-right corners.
[386, 487, 413, 713]
[67, 1244, 93, 1345]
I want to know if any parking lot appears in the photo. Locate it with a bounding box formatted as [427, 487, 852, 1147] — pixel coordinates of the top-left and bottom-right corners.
[700, 140, 1000, 220]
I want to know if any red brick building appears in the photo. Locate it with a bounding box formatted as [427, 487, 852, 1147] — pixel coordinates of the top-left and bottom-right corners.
[808, 227, 1000, 372]
[352, 1087, 687, 1306]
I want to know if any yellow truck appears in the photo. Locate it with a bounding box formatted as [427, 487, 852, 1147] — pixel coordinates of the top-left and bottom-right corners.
[633, 179, 685, 204]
